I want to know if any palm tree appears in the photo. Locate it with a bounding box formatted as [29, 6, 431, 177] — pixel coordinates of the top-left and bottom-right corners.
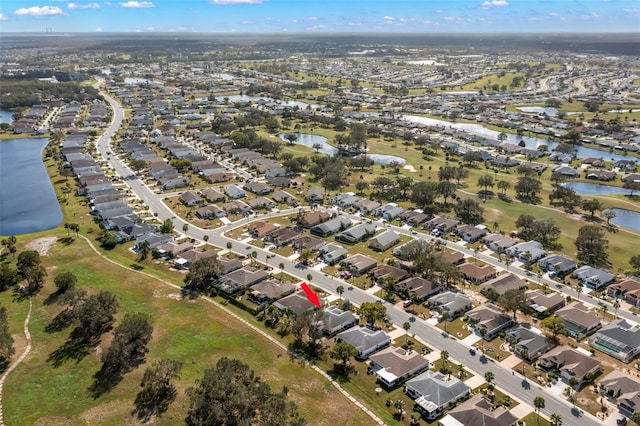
[442, 311, 450, 334]
[441, 350, 449, 371]
[534, 396, 545, 425]
[613, 300, 621, 318]
[479, 328, 487, 352]
[403, 321, 411, 345]
[203, 235, 209, 244]
[520, 349, 529, 375]
[393, 399, 405, 420]
[575, 283, 583, 300]
[484, 370, 495, 385]
[336, 285, 344, 301]
[182, 223, 189, 234]
[497, 132, 508, 143]
[550, 413, 562, 426]
[279, 262, 285, 274]
[601, 304, 608, 321]
[137, 240, 151, 262]
[504, 257, 513, 271]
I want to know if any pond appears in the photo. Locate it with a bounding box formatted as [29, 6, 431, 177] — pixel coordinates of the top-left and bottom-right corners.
[562, 182, 633, 196]
[402, 114, 636, 162]
[517, 107, 558, 116]
[223, 95, 320, 109]
[278, 133, 406, 165]
[1, 109, 14, 124]
[0, 138, 62, 236]
[604, 209, 640, 232]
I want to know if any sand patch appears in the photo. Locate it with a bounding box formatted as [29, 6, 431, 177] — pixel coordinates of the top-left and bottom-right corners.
[24, 236, 58, 256]
[403, 165, 416, 173]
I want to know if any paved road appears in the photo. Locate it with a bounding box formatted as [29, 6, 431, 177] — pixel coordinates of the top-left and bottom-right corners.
[95, 83, 601, 425]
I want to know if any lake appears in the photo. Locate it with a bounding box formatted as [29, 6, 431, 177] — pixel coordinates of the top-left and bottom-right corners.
[0, 138, 63, 236]
[223, 95, 320, 109]
[1, 109, 14, 124]
[604, 209, 640, 232]
[403, 114, 635, 162]
[278, 133, 406, 165]
[562, 182, 633, 196]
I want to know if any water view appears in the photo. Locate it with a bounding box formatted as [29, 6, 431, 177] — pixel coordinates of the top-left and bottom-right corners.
[403, 114, 636, 162]
[223, 95, 320, 109]
[278, 133, 406, 165]
[1, 109, 14, 124]
[0, 138, 62, 236]
[604, 209, 640, 232]
[562, 182, 634, 196]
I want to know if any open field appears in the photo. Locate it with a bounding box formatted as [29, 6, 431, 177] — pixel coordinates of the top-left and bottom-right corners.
[0, 236, 374, 426]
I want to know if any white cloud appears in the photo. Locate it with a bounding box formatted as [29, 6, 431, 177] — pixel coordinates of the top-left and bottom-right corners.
[423, 20, 433, 24]
[481, 0, 509, 8]
[623, 8, 639, 12]
[120, 1, 154, 8]
[443, 16, 455, 21]
[95, 27, 103, 31]
[146, 26, 155, 31]
[383, 16, 394, 22]
[549, 12, 561, 16]
[209, 0, 266, 4]
[68, 2, 100, 10]
[14, 6, 64, 16]
[0, 13, 7, 21]
[306, 16, 317, 21]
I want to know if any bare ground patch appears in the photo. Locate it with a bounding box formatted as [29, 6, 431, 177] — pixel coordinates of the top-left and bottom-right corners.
[24, 237, 58, 257]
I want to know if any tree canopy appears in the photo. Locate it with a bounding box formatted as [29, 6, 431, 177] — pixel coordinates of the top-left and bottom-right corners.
[184, 257, 221, 294]
[186, 357, 305, 426]
[134, 359, 183, 420]
[0, 304, 15, 371]
[575, 225, 610, 268]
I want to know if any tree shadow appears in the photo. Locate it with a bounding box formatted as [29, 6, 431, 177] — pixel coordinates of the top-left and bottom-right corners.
[58, 237, 75, 245]
[44, 290, 63, 306]
[515, 194, 542, 205]
[326, 363, 354, 384]
[44, 309, 73, 333]
[132, 387, 177, 422]
[129, 263, 145, 271]
[48, 335, 96, 368]
[88, 366, 123, 399]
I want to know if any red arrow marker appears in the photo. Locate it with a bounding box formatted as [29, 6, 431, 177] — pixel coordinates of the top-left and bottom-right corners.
[301, 282, 321, 308]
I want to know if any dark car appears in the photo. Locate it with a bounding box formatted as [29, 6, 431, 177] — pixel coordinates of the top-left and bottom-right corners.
[469, 348, 476, 356]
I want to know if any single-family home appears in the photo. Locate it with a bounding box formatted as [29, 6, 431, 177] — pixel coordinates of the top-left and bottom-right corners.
[217, 266, 268, 294]
[405, 371, 471, 421]
[369, 347, 429, 388]
[457, 224, 488, 243]
[225, 184, 246, 199]
[298, 211, 330, 228]
[573, 265, 615, 290]
[458, 263, 498, 284]
[539, 345, 601, 386]
[396, 277, 442, 302]
[331, 192, 359, 208]
[400, 210, 430, 227]
[200, 187, 226, 203]
[293, 235, 325, 252]
[370, 264, 408, 284]
[321, 306, 358, 336]
[538, 254, 577, 277]
[589, 319, 640, 363]
[305, 186, 325, 204]
[466, 303, 514, 340]
[248, 221, 279, 239]
[526, 289, 566, 317]
[506, 241, 546, 264]
[336, 326, 391, 360]
[483, 233, 517, 253]
[267, 226, 302, 247]
[179, 190, 203, 207]
[428, 291, 473, 319]
[505, 324, 551, 361]
[271, 190, 297, 206]
[355, 199, 381, 215]
[368, 230, 401, 251]
[320, 244, 349, 265]
[311, 216, 352, 237]
[608, 279, 640, 305]
[373, 203, 405, 221]
[439, 395, 518, 426]
[342, 254, 378, 276]
[555, 302, 602, 340]
[273, 291, 324, 318]
[481, 273, 525, 297]
[247, 279, 296, 304]
[246, 197, 276, 210]
[599, 370, 640, 417]
[424, 216, 460, 233]
[244, 181, 273, 195]
[337, 223, 377, 244]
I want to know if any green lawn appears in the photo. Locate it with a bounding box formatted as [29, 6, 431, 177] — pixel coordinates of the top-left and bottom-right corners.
[0, 236, 374, 426]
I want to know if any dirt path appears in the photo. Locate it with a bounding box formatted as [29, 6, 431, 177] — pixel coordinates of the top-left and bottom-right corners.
[0, 299, 33, 426]
[77, 235, 385, 425]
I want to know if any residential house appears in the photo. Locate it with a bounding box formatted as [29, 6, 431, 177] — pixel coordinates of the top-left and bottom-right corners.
[246, 197, 276, 210]
[424, 216, 460, 233]
[373, 203, 405, 221]
[173, 249, 217, 269]
[273, 291, 324, 318]
[608, 279, 640, 306]
[342, 254, 378, 276]
[552, 165, 580, 178]
[271, 190, 298, 206]
[405, 371, 471, 421]
[336, 223, 377, 244]
[336, 326, 391, 360]
[585, 169, 616, 181]
[355, 199, 381, 215]
[244, 181, 273, 195]
[438, 395, 518, 426]
[400, 210, 430, 227]
[437, 250, 465, 266]
[247, 221, 278, 239]
[396, 277, 442, 302]
[428, 291, 473, 319]
[573, 266, 615, 290]
[506, 241, 546, 264]
[179, 190, 203, 207]
[157, 241, 194, 258]
[161, 177, 189, 191]
[481, 273, 525, 297]
[457, 224, 488, 243]
[483, 233, 517, 253]
[538, 254, 577, 277]
[458, 263, 498, 284]
[370, 264, 408, 284]
[466, 303, 514, 340]
[311, 216, 352, 237]
[369, 347, 429, 388]
[267, 226, 302, 247]
[222, 200, 251, 216]
[216, 255, 243, 275]
[321, 306, 358, 336]
[217, 267, 268, 294]
[305, 186, 325, 204]
[526, 289, 566, 317]
[331, 192, 359, 208]
[200, 187, 226, 203]
[589, 319, 640, 363]
[556, 302, 602, 340]
[298, 211, 330, 228]
[293, 235, 325, 252]
[195, 204, 225, 220]
[539, 345, 601, 385]
[599, 370, 640, 417]
[505, 324, 551, 361]
[247, 279, 296, 304]
[320, 244, 349, 265]
[368, 230, 401, 252]
[225, 184, 246, 199]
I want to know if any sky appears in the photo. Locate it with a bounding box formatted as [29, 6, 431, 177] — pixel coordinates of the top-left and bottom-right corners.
[0, 0, 639, 33]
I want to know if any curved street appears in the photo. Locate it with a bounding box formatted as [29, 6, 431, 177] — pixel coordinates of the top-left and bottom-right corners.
[94, 81, 606, 425]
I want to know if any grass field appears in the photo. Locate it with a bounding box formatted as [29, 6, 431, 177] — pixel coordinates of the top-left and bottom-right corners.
[0, 236, 374, 426]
